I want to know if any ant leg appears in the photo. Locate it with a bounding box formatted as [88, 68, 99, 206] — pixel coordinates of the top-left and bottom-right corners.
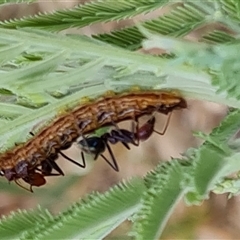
[131, 117, 140, 146]
[59, 151, 86, 168]
[77, 134, 92, 167]
[120, 141, 131, 150]
[80, 151, 87, 169]
[46, 159, 64, 176]
[154, 111, 172, 135]
[100, 142, 119, 172]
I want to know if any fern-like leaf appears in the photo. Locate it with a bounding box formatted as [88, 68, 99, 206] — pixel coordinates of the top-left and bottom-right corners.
[220, 0, 240, 21]
[0, 207, 52, 240]
[94, 3, 207, 50]
[131, 160, 185, 239]
[20, 178, 145, 240]
[0, 0, 169, 31]
[202, 30, 236, 44]
[193, 109, 240, 196]
[0, 0, 36, 5]
[0, 102, 32, 119]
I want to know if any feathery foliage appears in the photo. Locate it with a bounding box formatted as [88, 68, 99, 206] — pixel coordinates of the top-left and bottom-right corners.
[0, 0, 169, 31]
[131, 160, 186, 239]
[0, 0, 240, 239]
[0, 207, 53, 240]
[93, 2, 207, 50]
[0, 0, 36, 5]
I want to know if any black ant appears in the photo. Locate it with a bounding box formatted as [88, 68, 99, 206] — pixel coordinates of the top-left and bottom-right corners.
[77, 113, 172, 172]
[77, 127, 136, 172]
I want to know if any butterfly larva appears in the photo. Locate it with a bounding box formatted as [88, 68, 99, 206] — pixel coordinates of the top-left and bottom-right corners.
[0, 90, 187, 189]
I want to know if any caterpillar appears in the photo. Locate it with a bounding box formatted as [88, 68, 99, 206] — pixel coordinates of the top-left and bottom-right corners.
[0, 90, 187, 190]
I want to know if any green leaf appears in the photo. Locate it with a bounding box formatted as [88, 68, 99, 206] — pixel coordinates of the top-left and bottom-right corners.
[21, 178, 145, 240]
[0, 0, 169, 31]
[221, 0, 240, 22]
[94, 3, 207, 50]
[202, 30, 236, 44]
[0, 102, 32, 119]
[0, 43, 26, 64]
[22, 57, 106, 94]
[131, 161, 185, 239]
[0, 207, 53, 240]
[1, 50, 67, 86]
[1, 2, 240, 239]
[213, 177, 240, 196]
[194, 144, 228, 196]
[0, 0, 36, 5]
[140, 26, 240, 100]
[193, 109, 240, 196]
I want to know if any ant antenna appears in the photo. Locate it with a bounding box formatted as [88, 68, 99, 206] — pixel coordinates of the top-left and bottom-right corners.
[14, 179, 33, 192]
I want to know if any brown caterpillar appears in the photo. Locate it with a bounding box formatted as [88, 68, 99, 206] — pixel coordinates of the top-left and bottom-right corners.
[0, 90, 187, 190]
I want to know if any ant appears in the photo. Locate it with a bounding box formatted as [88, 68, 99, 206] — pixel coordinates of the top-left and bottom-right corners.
[29, 132, 85, 175]
[77, 112, 172, 172]
[15, 153, 74, 192]
[13, 155, 69, 192]
[21, 155, 66, 192]
[3, 132, 88, 191]
[0, 162, 47, 192]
